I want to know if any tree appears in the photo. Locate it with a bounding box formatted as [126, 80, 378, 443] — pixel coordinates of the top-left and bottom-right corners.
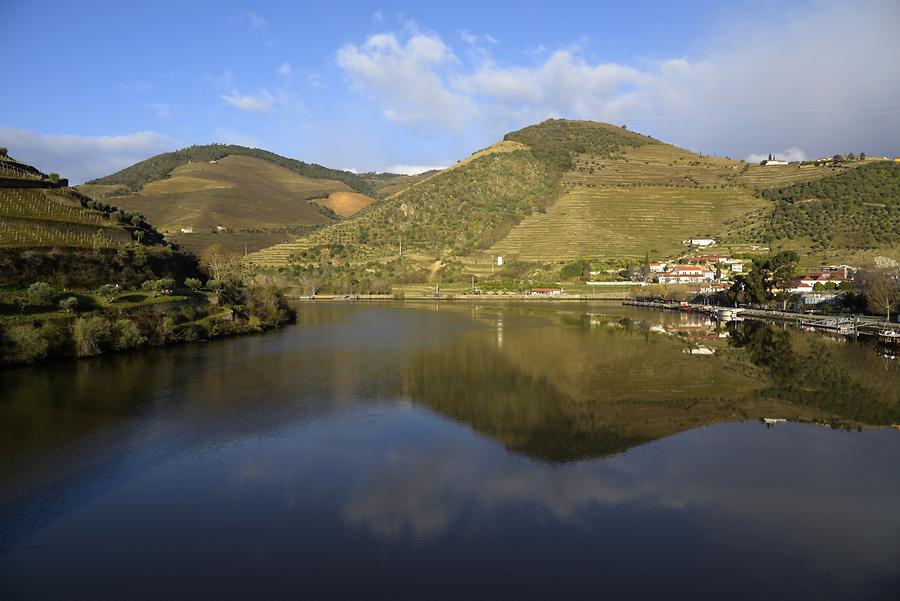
[58, 296, 79, 313]
[207, 279, 224, 292]
[0, 147, 7, 157]
[767, 251, 800, 310]
[640, 252, 651, 280]
[859, 152, 866, 160]
[184, 277, 202, 291]
[97, 283, 120, 304]
[26, 282, 55, 306]
[855, 262, 900, 322]
[301, 273, 322, 297]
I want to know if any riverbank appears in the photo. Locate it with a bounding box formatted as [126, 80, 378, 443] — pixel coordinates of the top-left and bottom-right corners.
[623, 299, 896, 342]
[0, 285, 294, 366]
[287, 291, 633, 302]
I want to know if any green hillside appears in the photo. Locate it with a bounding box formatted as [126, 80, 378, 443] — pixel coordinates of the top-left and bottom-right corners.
[236, 119, 886, 273]
[244, 121, 649, 267]
[86, 143, 373, 196]
[724, 161, 900, 265]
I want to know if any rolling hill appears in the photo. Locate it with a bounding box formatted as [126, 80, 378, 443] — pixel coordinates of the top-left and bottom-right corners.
[0, 152, 200, 288]
[80, 146, 380, 259]
[245, 119, 880, 271]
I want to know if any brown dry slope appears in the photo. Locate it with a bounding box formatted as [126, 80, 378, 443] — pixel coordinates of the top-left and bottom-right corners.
[85, 155, 349, 232]
[314, 191, 376, 217]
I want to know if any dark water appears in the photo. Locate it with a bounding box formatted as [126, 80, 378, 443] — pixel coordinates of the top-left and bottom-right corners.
[1, 302, 898, 600]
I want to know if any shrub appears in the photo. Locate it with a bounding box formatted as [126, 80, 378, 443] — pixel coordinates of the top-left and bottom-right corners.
[6, 324, 49, 363]
[184, 277, 202, 291]
[114, 319, 146, 350]
[97, 283, 119, 304]
[73, 316, 113, 357]
[58, 296, 79, 312]
[26, 281, 55, 306]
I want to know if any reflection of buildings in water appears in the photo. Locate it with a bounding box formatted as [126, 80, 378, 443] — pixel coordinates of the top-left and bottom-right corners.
[682, 346, 716, 355]
[496, 315, 504, 348]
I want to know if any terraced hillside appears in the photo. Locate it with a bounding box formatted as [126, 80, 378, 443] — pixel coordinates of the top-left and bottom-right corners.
[1, 155, 155, 249]
[490, 134, 864, 261]
[490, 186, 766, 261]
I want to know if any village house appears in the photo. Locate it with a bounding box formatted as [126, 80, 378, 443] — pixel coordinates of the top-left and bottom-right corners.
[530, 288, 562, 296]
[720, 258, 744, 273]
[649, 262, 668, 273]
[762, 159, 789, 166]
[789, 272, 845, 294]
[658, 265, 716, 284]
[180, 226, 193, 234]
[682, 238, 717, 247]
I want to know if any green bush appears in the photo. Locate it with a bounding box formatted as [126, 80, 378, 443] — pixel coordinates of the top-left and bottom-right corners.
[26, 281, 55, 306]
[6, 324, 49, 363]
[58, 296, 79, 312]
[114, 319, 146, 350]
[74, 316, 113, 357]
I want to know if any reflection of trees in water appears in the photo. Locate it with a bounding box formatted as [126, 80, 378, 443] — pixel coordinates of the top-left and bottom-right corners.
[403, 339, 649, 462]
[728, 321, 900, 424]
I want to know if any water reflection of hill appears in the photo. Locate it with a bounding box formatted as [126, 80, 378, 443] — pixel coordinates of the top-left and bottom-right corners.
[403, 303, 899, 462]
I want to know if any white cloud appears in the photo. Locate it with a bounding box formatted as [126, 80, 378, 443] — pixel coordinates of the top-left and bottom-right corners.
[247, 11, 268, 32]
[337, 32, 477, 130]
[746, 147, 807, 163]
[222, 90, 274, 113]
[372, 10, 383, 24]
[147, 103, 171, 119]
[277, 62, 292, 77]
[337, 1, 900, 157]
[0, 126, 177, 184]
[215, 70, 304, 115]
[386, 164, 447, 175]
[459, 30, 478, 46]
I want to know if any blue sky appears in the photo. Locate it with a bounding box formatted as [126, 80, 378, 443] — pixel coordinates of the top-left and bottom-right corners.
[2, 0, 899, 182]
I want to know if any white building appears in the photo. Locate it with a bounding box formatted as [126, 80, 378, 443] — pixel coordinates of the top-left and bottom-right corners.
[762, 159, 789, 166]
[180, 226, 193, 234]
[658, 265, 716, 284]
[682, 238, 717, 247]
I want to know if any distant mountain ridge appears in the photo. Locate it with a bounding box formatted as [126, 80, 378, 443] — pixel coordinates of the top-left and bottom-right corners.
[88, 143, 373, 196]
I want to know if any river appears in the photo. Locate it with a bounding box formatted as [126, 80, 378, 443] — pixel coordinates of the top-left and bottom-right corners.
[1, 302, 898, 600]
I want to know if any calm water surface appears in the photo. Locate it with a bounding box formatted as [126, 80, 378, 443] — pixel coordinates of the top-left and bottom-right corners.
[1, 302, 898, 600]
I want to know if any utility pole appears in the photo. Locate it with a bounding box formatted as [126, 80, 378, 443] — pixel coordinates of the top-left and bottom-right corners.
[472, 275, 475, 294]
